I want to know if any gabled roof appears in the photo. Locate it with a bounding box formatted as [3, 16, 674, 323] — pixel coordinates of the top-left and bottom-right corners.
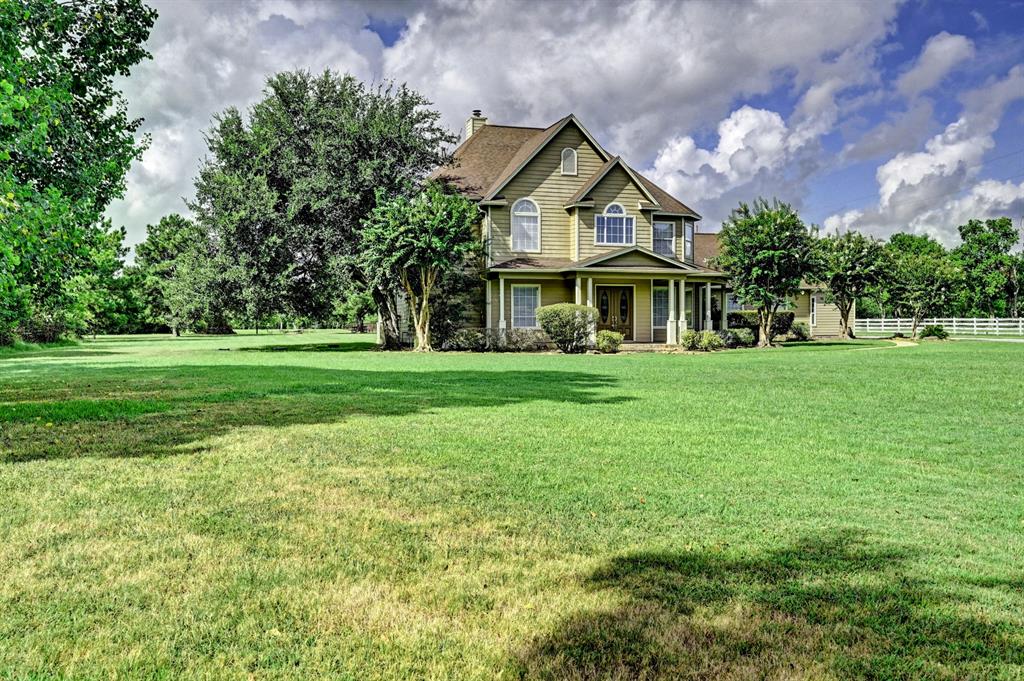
[635, 173, 701, 219]
[483, 114, 611, 199]
[432, 113, 701, 219]
[565, 156, 660, 207]
[576, 245, 701, 271]
[430, 124, 545, 199]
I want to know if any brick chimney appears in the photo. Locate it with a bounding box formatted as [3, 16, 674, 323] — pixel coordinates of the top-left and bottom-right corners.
[464, 109, 487, 140]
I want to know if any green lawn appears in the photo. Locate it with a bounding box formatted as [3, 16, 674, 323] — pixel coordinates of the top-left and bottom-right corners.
[1, 332, 1022, 679]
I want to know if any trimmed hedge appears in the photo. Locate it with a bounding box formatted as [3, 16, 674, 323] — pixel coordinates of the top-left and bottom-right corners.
[728, 310, 795, 341]
[596, 330, 623, 353]
[536, 303, 599, 354]
[697, 330, 724, 351]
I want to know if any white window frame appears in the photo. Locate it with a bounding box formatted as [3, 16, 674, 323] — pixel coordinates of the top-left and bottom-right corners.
[510, 198, 541, 253]
[652, 221, 675, 257]
[651, 285, 669, 328]
[510, 284, 542, 329]
[594, 202, 636, 246]
[684, 221, 694, 261]
[560, 147, 577, 176]
[810, 294, 817, 327]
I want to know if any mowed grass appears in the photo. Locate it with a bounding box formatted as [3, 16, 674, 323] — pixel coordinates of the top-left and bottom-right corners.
[1, 332, 1023, 680]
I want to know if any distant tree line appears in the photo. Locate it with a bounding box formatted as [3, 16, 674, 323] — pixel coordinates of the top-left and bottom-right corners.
[717, 202, 1022, 344]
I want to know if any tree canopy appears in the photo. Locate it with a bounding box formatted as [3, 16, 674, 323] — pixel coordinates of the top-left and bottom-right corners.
[813, 231, 887, 338]
[0, 0, 155, 344]
[189, 70, 456, 343]
[716, 199, 816, 346]
[359, 183, 481, 351]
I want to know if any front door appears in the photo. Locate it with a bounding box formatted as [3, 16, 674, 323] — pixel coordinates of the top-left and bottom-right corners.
[596, 286, 633, 340]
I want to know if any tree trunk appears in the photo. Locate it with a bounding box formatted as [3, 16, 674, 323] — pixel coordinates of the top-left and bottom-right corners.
[839, 301, 853, 339]
[404, 275, 433, 352]
[911, 313, 922, 339]
[372, 287, 402, 349]
[757, 308, 773, 348]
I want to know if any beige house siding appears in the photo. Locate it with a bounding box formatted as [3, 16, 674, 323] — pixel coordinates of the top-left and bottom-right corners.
[489, 278, 574, 329]
[650, 216, 682, 261]
[792, 291, 851, 336]
[489, 125, 606, 263]
[578, 166, 654, 261]
[486, 275, 654, 342]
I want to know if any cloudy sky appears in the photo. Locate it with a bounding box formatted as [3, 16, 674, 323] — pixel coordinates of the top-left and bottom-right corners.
[108, 0, 1024, 252]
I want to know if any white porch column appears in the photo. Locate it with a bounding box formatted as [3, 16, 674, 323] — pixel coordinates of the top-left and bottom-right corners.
[667, 278, 677, 344]
[720, 286, 727, 329]
[587, 277, 595, 344]
[498, 276, 506, 334]
[575, 277, 582, 305]
[704, 282, 712, 330]
[679, 278, 687, 333]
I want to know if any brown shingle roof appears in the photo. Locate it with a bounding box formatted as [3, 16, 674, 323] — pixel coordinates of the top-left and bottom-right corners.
[430, 125, 544, 199]
[694, 232, 722, 270]
[633, 171, 701, 219]
[482, 116, 572, 198]
[491, 256, 575, 270]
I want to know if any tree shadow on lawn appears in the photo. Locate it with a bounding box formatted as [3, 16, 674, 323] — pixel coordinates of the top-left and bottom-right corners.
[514, 531, 1024, 680]
[238, 341, 379, 352]
[0, 364, 624, 463]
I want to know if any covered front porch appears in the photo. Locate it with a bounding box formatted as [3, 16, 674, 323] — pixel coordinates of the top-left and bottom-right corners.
[486, 247, 730, 345]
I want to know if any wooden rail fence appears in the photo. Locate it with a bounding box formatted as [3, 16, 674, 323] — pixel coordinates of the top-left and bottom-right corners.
[855, 317, 1024, 336]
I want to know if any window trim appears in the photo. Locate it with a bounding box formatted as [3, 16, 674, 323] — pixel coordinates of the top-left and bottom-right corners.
[683, 221, 694, 262]
[560, 147, 578, 176]
[652, 221, 676, 258]
[510, 198, 541, 254]
[810, 294, 817, 327]
[651, 285, 670, 329]
[594, 202, 636, 247]
[510, 284, 542, 329]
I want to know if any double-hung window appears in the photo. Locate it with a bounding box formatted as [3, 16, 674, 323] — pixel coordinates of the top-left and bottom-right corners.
[810, 295, 817, 327]
[684, 221, 694, 261]
[511, 199, 540, 252]
[511, 285, 541, 328]
[653, 222, 675, 256]
[595, 203, 635, 246]
[652, 286, 669, 327]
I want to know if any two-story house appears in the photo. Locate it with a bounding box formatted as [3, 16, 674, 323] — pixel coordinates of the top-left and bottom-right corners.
[434, 111, 731, 345]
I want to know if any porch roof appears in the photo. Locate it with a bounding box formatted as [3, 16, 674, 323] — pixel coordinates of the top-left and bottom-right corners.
[489, 249, 727, 278]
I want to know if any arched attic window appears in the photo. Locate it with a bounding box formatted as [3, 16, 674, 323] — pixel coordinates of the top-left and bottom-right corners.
[561, 147, 577, 175]
[511, 198, 541, 252]
[595, 202, 635, 246]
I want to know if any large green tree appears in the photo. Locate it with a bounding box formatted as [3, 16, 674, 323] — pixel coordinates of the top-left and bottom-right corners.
[892, 250, 964, 337]
[190, 70, 455, 345]
[716, 199, 816, 347]
[951, 217, 1019, 317]
[134, 213, 207, 330]
[0, 0, 156, 343]
[813, 231, 887, 338]
[359, 183, 480, 351]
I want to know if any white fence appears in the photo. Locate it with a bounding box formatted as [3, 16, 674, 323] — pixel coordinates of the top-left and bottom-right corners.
[855, 317, 1024, 336]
